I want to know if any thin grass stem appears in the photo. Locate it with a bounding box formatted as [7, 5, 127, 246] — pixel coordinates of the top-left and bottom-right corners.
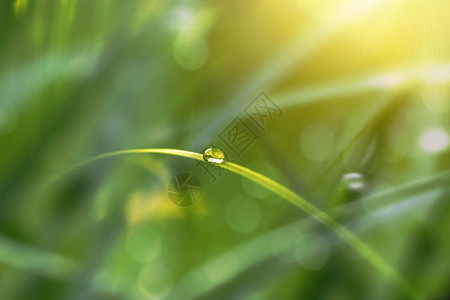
[48, 148, 421, 298]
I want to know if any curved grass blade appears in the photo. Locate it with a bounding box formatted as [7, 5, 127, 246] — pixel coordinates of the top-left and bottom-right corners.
[0, 235, 78, 280]
[45, 149, 203, 186]
[47, 148, 421, 298]
[170, 173, 446, 300]
[221, 160, 420, 298]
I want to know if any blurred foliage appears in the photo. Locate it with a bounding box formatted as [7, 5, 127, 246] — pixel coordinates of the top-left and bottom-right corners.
[0, 0, 449, 299]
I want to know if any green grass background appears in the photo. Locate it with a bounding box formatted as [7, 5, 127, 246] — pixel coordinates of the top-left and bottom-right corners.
[0, 0, 449, 299]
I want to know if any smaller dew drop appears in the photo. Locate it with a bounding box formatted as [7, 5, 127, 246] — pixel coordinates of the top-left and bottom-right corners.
[342, 172, 366, 191]
[203, 147, 225, 164]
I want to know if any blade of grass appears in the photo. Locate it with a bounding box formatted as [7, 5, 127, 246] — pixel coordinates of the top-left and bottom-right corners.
[20, 170, 446, 298]
[0, 235, 78, 279]
[170, 182, 444, 300]
[47, 148, 421, 298]
[221, 160, 420, 298]
[82, 174, 444, 300]
[309, 93, 394, 189]
[45, 149, 202, 187]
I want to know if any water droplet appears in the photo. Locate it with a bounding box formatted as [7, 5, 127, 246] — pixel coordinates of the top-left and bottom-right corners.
[203, 147, 225, 164]
[342, 172, 366, 191]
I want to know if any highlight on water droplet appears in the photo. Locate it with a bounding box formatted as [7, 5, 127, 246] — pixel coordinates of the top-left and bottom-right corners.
[203, 147, 225, 164]
[342, 172, 366, 191]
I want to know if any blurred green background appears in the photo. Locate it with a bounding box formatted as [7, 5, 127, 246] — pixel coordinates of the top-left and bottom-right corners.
[0, 0, 449, 299]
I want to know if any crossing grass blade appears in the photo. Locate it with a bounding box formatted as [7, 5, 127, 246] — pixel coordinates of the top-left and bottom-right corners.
[48, 148, 421, 298]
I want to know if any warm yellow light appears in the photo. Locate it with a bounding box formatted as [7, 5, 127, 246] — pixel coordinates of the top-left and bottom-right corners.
[297, 0, 385, 22]
[297, 0, 343, 20]
[298, 0, 450, 70]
